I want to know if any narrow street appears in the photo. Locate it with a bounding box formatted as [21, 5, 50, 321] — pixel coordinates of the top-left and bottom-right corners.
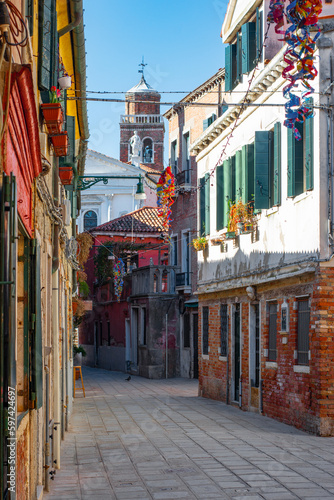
[45, 368, 334, 500]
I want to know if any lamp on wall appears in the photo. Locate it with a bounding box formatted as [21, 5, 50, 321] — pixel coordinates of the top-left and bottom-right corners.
[134, 175, 146, 200]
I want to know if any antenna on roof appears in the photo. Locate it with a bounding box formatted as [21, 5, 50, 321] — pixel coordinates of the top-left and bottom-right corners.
[138, 56, 147, 78]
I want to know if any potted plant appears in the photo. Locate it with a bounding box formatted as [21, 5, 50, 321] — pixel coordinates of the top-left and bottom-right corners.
[41, 86, 64, 134]
[59, 163, 73, 185]
[191, 236, 208, 251]
[226, 200, 237, 239]
[51, 131, 69, 157]
[73, 345, 87, 370]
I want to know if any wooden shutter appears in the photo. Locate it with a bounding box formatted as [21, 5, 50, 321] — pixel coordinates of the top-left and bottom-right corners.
[222, 104, 228, 114]
[254, 131, 271, 209]
[273, 122, 281, 205]
[203, 118, 209, 131]
[242, 143, 254, 204]
[305, 99, 314, 191]
[236, 31, 242, 83]
[220, 304, 228, 357]
[199, 177, 206, 236]
[216, 164, 224, 231]
[26, 0, 34, 35]
[235, 150, 243, 201]
[225, 44, 237, 91]
[66, 115, 76, 164]
[205, 173, 210, 235]
[242, 22, 256, 74]
[31, 240, 43, 409]
[256, 8, 263, 62]
[297, 300, 310, 365]
[287, 124, 303, 197]
[202, 307, 209, 355]
[223, 158, 235, 227]
[268, 303, 277, 361]
[39, 0, 57, 92]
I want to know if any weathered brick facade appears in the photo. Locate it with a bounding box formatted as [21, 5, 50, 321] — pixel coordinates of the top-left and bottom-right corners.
[198, 267, 334, 436]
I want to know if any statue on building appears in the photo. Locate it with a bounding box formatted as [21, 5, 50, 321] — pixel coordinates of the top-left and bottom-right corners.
[130, 131, 142, 158]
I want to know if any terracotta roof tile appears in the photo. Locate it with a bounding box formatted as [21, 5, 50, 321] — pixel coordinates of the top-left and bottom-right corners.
[90, 207, 164, 234]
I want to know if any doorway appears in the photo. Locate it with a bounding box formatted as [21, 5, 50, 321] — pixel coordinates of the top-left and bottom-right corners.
[249, 303, 260, 409]
[193, 313, 198, 379]
[233, 304, 241, 402]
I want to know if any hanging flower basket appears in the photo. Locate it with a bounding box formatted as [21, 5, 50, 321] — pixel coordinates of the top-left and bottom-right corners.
[59, 164, 73, 185]
[191, 237, 208, 251]
[41, 103, 63, 134]
[51, 131, 69, 157]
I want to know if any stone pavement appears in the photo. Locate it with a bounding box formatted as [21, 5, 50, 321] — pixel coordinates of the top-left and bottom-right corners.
[44, 367, 334, 500]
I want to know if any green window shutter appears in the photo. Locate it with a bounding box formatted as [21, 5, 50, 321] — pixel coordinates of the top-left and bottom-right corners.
[223, 158, 235, 227]
[222, 104, 228, 114]
[236, 31, 242, 83]
[235, 150, 242, 201]
[66, 115, 76, 164]
[225, 44, 237, 92]
[203, 119, 209, 131]
[273, 122, 281, 205]
[256, 8, 263, 62]
[242, 22, 256, 74]
[199, 177, 206, 236]
[216, 165, 224, 231]
[31, 240, 43, 409]
[287, 123, 303, 197]
[26, 0, 34, 35]
[242, 143, 255, 204]
[305, 99, 314, 191]
[254, 131, 270, 209]
[205, 173, 210, 235]
[38, 0, 53, 91]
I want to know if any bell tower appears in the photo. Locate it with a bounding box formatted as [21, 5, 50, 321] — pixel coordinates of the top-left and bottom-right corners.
[120, 61, 164, 171]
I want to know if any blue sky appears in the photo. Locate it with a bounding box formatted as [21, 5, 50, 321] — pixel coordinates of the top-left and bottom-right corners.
[83, 0, 228, 163]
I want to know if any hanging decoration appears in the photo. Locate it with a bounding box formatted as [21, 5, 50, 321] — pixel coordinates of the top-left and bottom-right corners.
[267, 0, 322, 139]
[157, 166, 175, 237]
[113, 258, 125, 303]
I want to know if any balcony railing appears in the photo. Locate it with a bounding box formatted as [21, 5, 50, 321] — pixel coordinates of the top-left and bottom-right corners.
[176, 272, 191, 287]
[121, 114, 163, 124]
[176, 169, 191, 185]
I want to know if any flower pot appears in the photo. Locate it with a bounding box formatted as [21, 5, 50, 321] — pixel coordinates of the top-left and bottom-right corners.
[51, 132, 69, 157]
[225, 231, 236, 240]
[59, 165, 73, 185]
[58, 75, 72, 90]
[72, 300, 78, 315]
[41, 103, 63, 134]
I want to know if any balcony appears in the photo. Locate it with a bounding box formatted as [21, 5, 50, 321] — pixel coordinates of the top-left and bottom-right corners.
[131, 265, 180, 296]
[175, 272, 191, 287]
[121, 114, 163, 124]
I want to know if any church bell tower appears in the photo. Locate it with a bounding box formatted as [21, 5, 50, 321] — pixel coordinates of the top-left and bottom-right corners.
[120, 61, 164, 171]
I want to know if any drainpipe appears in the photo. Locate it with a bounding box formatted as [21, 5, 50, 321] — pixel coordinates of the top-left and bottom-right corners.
[44, 366, 50, 491]
[58, 11, 82, 38]
[226, 307, 229, 405]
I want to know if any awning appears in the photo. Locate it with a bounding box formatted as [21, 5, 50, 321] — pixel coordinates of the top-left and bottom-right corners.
[185, 299, 198, 308]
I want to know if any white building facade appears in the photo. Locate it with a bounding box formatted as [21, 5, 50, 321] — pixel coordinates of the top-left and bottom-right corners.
[191, 0, 334, 435]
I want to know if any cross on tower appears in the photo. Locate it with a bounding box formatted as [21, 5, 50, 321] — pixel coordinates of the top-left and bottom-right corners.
[138, 56, 147, 77]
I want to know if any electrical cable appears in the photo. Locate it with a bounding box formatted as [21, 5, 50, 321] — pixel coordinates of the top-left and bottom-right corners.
[4, 1, 28, 47]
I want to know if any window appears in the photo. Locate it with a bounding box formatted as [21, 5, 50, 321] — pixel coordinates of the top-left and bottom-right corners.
[202, 306, 209, 355]
[254, 123, 281, 210]
[183, 132, 190, 183]
[182, 231, 191, 286]
[141, 308, 147, 346]
[25, 0, 34, 35]
[184, 312, 191, 348]
[297, 300, 310, 365]
[241, 22, 256, 74]
[203, 114, 217, 131]
[220, 304, 228, 357]
[162, 270, 168, 292]
[287, 101, 314, 197]
[84, 210, 98, 230]
[268, 303, 277, 361]
[199, 174, 210, 235]
[225, 43, 237, 91]
[171, 140, 177, 176]
[171, 236, 178, 266]
[38, 0, 58, 92]
[143, 138, 153, 163]
[107, 321, 111, 346]
[153, 273, 158, 293]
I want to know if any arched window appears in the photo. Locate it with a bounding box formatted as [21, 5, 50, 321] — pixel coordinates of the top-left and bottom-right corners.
[153, 273, 158, 293]
[162, 270, 168, 293]
[84, 210, 97, 230]
[142, 138, 153, 163]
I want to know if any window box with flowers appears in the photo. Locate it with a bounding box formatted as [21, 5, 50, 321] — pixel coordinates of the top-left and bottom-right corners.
[59, 163, 74, 185]
[41, 86, 64, 135]
[51, 131, 69, 157]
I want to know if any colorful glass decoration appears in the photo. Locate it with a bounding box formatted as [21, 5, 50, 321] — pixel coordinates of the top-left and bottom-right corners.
[113, 258, 125, 303]
[267, 0, 322, 139]
[157, 166, 175, 236]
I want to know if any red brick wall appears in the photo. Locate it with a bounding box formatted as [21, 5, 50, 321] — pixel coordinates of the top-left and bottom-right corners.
[126, 92, 160, 115]
[197, 270, 334, 436]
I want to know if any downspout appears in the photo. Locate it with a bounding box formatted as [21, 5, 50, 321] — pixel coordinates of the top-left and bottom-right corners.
[58, 11, 82, 38]
[226, 307, 229, 405]
[44, 366, 50, 491]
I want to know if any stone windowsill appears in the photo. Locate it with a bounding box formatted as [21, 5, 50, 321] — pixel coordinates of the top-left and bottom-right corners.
[202, 354, 209, 360]
[265, 362, 278, 369]
[219, 356, 227, 362]
[293, 365, 310, 374]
